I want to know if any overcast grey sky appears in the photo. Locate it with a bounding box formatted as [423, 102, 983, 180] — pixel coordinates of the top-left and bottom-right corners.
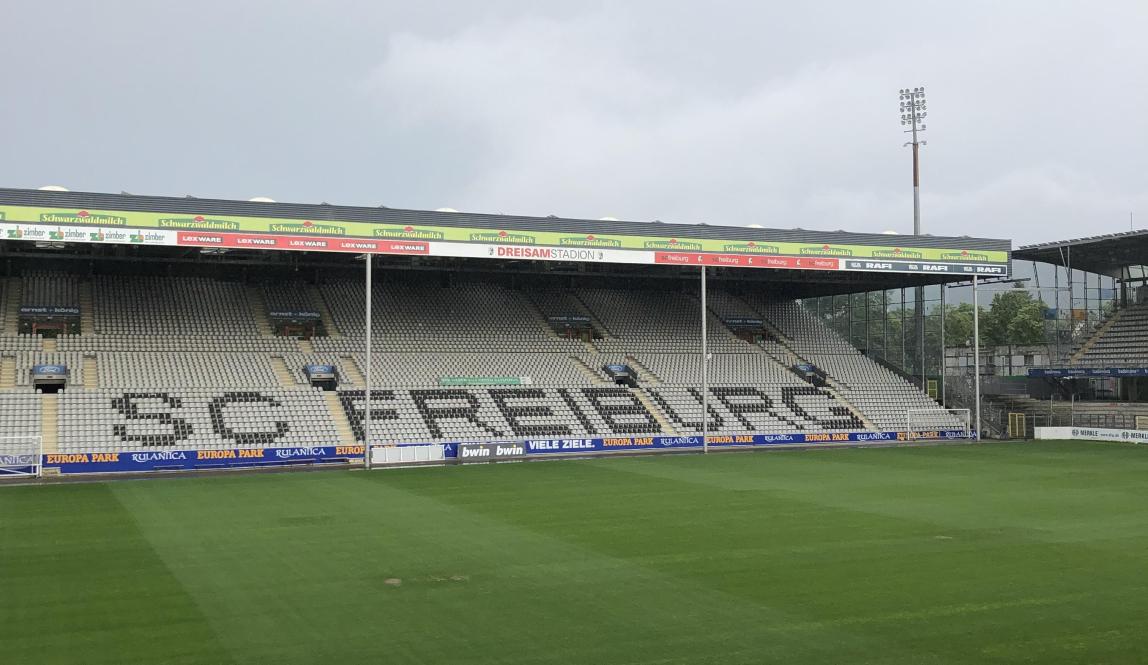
[2, 1, 1144, 245]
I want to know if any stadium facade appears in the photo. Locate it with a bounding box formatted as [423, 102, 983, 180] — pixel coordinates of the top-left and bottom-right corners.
[0, 188, 1012, 476]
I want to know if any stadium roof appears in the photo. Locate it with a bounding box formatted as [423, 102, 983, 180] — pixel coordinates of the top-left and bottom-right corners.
[0, 187, 1009, 252]
[1013, 229, 1148, 276]
[0, 187, 1012, 295]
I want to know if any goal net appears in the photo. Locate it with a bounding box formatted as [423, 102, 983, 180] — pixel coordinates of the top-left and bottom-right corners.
[906, 408, 973, 441]
[0, 436, 43, 478]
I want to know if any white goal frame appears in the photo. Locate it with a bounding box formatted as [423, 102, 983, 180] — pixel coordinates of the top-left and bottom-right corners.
[0, 436, 44, 479]
[906, 408, 973, 441]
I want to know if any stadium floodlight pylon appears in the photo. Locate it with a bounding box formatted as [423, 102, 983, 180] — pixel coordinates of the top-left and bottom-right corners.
[906, 408, 972, 441]
[0, 436, 44, 479]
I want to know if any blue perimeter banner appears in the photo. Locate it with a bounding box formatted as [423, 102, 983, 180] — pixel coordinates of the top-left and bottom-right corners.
[1028, 367, 1148, 377]
[440, 429, 971, 458]
[44, 445, 365, 474]
[44, 430, 971, 474]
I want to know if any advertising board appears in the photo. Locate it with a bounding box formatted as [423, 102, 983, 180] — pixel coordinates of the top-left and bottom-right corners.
[42, 430, 972, 474]
[0, 203, 1009, 275]
[1035, 427, 1148, 443]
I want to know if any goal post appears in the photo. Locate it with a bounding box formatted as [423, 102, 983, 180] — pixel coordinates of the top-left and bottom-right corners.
[0, 436, 44, 479]
[906, 408, 973, 441]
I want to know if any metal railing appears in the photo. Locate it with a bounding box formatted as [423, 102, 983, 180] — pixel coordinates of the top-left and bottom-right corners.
[999, 410, 1147, 439]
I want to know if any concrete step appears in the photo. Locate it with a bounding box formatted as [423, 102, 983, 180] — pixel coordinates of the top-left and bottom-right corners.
[2, 278, 21, 336]
[245, 286, 275, 337]
[298, 338, 315, 354]
[78, 280, 95, 334]
[42, 338, 57, 352]
[323, 391, 360, 448]
[1071, 309, 1123, 364]
[631, 388, 677, 435]
[306, 284, 342, 337]
[570, 356, 607, 384]
[0, 356, 15, 389]
[82, 356, 98, 388]
[824, 386, 877, 430]
[270, 356, 299, 388]
[340, 356, 366, 387]
[40, 393, 59, 455]
[570, 292, 615, 339]
[624, 355, 661, 385]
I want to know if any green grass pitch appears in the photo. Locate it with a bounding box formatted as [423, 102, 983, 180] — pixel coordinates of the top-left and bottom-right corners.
[3, 440, 1148, 664]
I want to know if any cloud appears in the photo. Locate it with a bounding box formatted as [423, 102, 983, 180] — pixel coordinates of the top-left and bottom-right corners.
[365, 3, 1148, 245]
[2, 0, 1146, 247]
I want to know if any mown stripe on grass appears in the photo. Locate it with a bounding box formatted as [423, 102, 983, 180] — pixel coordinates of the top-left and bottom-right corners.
[108, 470, 933, 665]
[0, 483, 235, 665]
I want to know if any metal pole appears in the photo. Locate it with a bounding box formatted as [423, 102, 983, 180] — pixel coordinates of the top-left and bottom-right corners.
[864, 290, 871, 353]
[701, 266, 709, 454]
[1067, 246, 1073, 347]
[907, 88, 922, 236]
[364, 253, 373, 470]
[883, 290, 889, 362]
[1053, 262, 1060, 361]
[912, 115, 925, 388]
[973, 276, 982, 439]
[940, 285, 946, 407]
[906, 88, 927, 390]
[900, 288, 907, 371]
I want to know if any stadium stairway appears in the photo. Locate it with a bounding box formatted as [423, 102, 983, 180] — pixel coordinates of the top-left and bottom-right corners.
[632, 388, 677, 434]
[823, 385, 877, 430]
[322, 391, 358, 448]
[82, 356, 98, 388]
[1069, 309, 1124, 364]
[271, 356, 299, 388]
[79, 281, 95, 334]
[0, 356, 15, 389]
[2, 278, 20, 336]
[572, 291, 616, 338]
[571, 356, 609, 384]
[298, 338, 315, 354]
[340, 356, 365, 386]
[305, 284, 342, 337]
[40, 393, 58, 454]
[526, 300, 564, 340]
[42, 338, 56, 352]
[625, 355, 662, 384]
[245, 285, 275, 337]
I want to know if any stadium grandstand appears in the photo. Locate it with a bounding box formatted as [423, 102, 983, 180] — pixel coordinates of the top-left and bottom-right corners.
[971, 231, 1148, 435]
[0, 187, 1011, 476]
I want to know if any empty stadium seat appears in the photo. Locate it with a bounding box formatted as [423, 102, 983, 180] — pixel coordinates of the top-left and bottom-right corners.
[0, 272, 963, 455]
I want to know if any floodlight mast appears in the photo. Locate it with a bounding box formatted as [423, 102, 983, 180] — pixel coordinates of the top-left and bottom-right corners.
[899, 87, 927, 235]
[900, 87, 929, 391]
